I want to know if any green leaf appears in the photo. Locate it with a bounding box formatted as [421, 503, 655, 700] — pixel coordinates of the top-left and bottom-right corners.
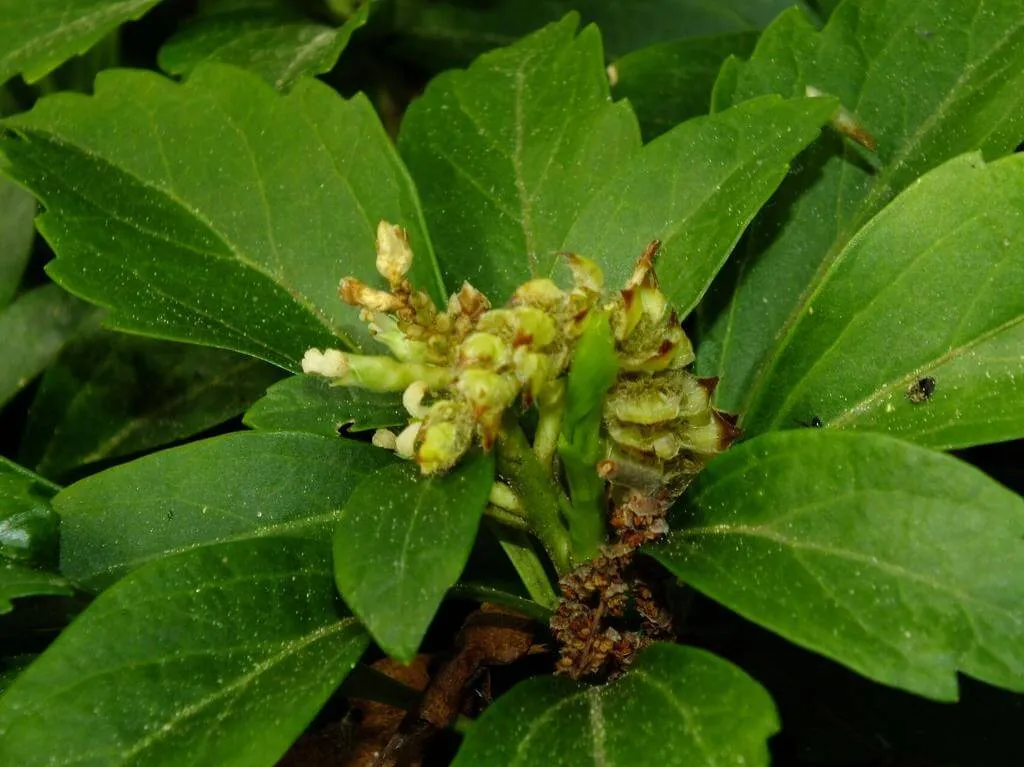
[0, 0, 162, 85]
[648, 430, 1024, 701]
[0, 562, 72, 614]
[399, 15, 641, 303]
[0, 538, 369, 766]
[0, 456, 60, 568]
[243, 373, 405, 437]
[0, 656, 35, 698]
[0, 283, 99, 408]
[697, 0, 1024, 414]
[0, 64, 444, 371]
[392, 0, 819, 67]
[19, 331, 284, 480]
[333, 451, 495, 661]
[54, 431, 395, 590]
[559, 311, 617, 559]
[741, 152, 1024, 448]
[452, 642, 778, 766]
[0, 176, 35, 308]
[611, 32, 759, 141]
[158, 2, 372, 90]
[562, 94, 836, 318]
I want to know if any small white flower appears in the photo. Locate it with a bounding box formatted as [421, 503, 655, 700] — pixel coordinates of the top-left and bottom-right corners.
[301, 348, 348, 378]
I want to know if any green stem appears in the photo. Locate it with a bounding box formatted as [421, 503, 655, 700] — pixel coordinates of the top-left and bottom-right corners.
[447, 581, 553, 622]
[496, 416, 572, 574]
[338, 663, 422, 711]
[484, 519, 559, 610]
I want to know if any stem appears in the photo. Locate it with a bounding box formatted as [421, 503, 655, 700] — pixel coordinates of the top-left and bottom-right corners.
[447, 581, 553, 622]
[496, 416, 572, 574]
[338, 664, 422, 711]
[484, 519, 559, 610]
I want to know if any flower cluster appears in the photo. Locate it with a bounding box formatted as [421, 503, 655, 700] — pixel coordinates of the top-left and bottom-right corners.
[302, 222, 599, 474]
[303, 222, 737, 493]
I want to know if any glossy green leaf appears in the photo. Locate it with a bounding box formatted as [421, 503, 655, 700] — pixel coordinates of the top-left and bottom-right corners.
[452, 642, 778, 766]
[158, 2, 371, 90]
[742, 152, 1024, 448]
[649, 430, 1024, 701]
[697, 0, 1024, 414]
[0, 656, 34, 698]
[399, 15, 641, 303]
[0, 64, 444, 370]
[562, 94, 836, 318]
[0, 0, 162, 85]
[243, 373, 405, 437]
[392, 0, 818, 67]
[333, 451, 495, 661]
[0, 562, 71, 614]
[55, 431, 394, 590]
[0, 456, 59, 567]
[0, 177, 35, 308]
[19, 331, 283, 479]
[0, 283, 98, 408]
[0, 537, 369, 766]
[611, 32, 759, 140]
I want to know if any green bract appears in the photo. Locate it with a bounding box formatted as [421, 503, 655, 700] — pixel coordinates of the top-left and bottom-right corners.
[0, 1, 1021, 764]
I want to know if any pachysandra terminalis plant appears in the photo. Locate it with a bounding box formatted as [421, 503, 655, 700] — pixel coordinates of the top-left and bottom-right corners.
[0, 0, 1023, 764]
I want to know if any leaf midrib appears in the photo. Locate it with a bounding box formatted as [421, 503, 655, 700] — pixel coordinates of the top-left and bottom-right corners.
[18, 127, 350, 349]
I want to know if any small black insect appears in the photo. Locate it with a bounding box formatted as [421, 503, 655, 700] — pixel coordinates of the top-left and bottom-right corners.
[906, 376, 936, 404]
[796, 416, 823, 428]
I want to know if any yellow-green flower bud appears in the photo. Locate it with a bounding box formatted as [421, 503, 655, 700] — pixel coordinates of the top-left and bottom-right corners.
[417, 400, 474, 474]
[460, 332, 511, 370]
[605, 371, 712, 424]
[513, 278, 565, 311]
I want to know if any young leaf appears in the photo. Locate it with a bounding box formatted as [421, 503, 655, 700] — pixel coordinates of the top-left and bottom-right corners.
[559, 311, 617, 559]
[0, 562, 72, 614]
[0, 284, 99, 408]
[243, 373, 405, 437]
[0, 64, 444, 370]
[452, 643, 778, 766]
[333, 451, 495, 662]
[610, 32, 759, 141]
[18, 331, 284, 480]
[697, 0, 1024, 413]
[0, 538, 369, 766]
[648, 430, 1024, 701]
[0, 176, 35, 308]
[399, 15, 641, 303]
[0, 0, 162, 85]
[562, 94, 837, 317]
[741, 152, 1024, 448]
[54, 431, 395, 590]
[158, 2, 372, 90]
[0, 456, 60, 568]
